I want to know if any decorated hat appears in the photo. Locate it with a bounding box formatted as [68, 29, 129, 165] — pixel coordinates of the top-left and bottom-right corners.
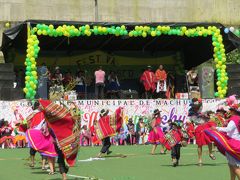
[229, 104, 240, 114]
[147, 65, 152, 69]
[153, 109, 161, 115]
[100, 109, 109, 117]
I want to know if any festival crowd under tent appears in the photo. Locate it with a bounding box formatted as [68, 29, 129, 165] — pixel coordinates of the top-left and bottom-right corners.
[1, 20, 240, 100]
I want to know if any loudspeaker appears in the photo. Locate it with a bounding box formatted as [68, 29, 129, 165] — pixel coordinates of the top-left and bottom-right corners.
[119, 90, 138, 99]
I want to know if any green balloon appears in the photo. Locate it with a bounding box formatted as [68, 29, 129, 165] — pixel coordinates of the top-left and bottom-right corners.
[26, 67, 31, 71]
[26, 83, 30, 88]
[123, 30, 128, 35]
[214, 92, 219, 97]
[26, 93, 31, 99]
[94, 28, 98, 34]
[137, 30, 142, 36]
[156, 31, 161, 36]
[119, 30, 124, 35]
[133, 31, 138, 37]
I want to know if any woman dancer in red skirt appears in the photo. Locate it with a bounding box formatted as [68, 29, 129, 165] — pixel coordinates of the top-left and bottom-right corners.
[148, 109, 165, 155]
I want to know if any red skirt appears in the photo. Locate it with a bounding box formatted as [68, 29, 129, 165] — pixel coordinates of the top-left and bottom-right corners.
[148, 127, 164, 144]
[195, 122, 216, 146]
[0, 136, 14, 144]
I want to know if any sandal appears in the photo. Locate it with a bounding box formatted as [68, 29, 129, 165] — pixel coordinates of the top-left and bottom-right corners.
[48, 172, 55, 175]
[209, 154, 216, 160]
[198, 162, 203, 166]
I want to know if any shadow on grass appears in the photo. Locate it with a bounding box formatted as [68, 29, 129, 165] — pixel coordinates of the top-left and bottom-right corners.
[161, 162, 227, 167]
[104, 154, 127, 158]
[31, 171, 50, 175]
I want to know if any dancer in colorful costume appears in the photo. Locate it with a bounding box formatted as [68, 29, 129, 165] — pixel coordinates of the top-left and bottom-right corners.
[148, 109, 165, 155]
[169, 121, 185, 167]
[26, 101, 57, 173]
[205, 104, 240, 180]
[38, 100, 81, 180]
[188, 98, 216, 166]
[90, 108, 123, 158]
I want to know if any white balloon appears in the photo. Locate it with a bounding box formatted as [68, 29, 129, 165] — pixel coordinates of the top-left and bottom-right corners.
[229, 27, 235, 32]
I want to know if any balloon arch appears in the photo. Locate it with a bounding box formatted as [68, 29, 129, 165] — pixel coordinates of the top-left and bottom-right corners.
[24, 24, 228, 99]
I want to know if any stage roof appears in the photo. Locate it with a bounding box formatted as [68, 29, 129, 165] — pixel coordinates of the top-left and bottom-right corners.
[1, 20, 240, 69]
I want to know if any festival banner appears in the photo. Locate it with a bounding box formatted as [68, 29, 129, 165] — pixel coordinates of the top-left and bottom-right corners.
[0, 99, 225, 128]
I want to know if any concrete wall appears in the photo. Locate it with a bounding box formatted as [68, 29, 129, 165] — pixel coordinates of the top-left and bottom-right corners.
[0, 0, 240, 24]
[0, 0, 240, 62]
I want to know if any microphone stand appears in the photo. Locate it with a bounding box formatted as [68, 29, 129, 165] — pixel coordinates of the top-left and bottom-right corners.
[84, 70, 87, 99]
[185, 71, 190, 99]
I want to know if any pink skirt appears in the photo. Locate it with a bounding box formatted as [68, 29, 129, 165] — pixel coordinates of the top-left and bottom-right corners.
[26, 129, 57, 157]
[148, 127, 164, 144]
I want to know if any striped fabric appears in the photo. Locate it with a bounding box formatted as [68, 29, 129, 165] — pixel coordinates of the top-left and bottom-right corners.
[39, 100, 81, 167]
[205, 129, 240, 161]
[91, 107, 123, 144]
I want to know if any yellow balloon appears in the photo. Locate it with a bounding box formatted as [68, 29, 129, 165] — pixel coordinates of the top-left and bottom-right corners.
[129, 31, 133, 37]
[32, 71, 37, 76]
[31, 64, 36, 69]
[142, 32, 147, 38]
[27, 38, 33, 44]
[25, 76, 30, 81]
[5, 22, 10, 28]
[30, 81, 35, 86]
[23, 88, 28, 93]
[151, 31, 156, 37]
[85, 24, 90, 30]
[33, 27, 37, 32]
[42, 30, 47, 35]
[49, 24, 54, 29]
[30, 51, 34, 57]
[102, 27, 107, 33]
[121, 25, 126, 30]
[31, 84, 36, 89]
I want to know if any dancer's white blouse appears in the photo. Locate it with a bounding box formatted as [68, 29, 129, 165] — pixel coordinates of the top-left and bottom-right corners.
[216, 121, 240, 141]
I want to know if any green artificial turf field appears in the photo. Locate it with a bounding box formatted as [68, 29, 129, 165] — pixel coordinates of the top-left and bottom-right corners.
[0, 145, 229, 180]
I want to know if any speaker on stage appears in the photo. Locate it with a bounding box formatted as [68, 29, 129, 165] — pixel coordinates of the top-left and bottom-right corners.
[198, 64, 215, 98]
[119, 90, 138, 99]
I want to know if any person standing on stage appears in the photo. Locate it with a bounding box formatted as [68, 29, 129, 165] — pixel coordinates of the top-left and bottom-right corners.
[155, 64, 167, 98]
[140, 66, 156, 99]
[95, 66, 105, 99]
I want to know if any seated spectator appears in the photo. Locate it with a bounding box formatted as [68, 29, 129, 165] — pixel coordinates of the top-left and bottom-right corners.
[136, 118, 146, 144]
[81, 125, 92, 146]
[126, 118, 136, 145]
